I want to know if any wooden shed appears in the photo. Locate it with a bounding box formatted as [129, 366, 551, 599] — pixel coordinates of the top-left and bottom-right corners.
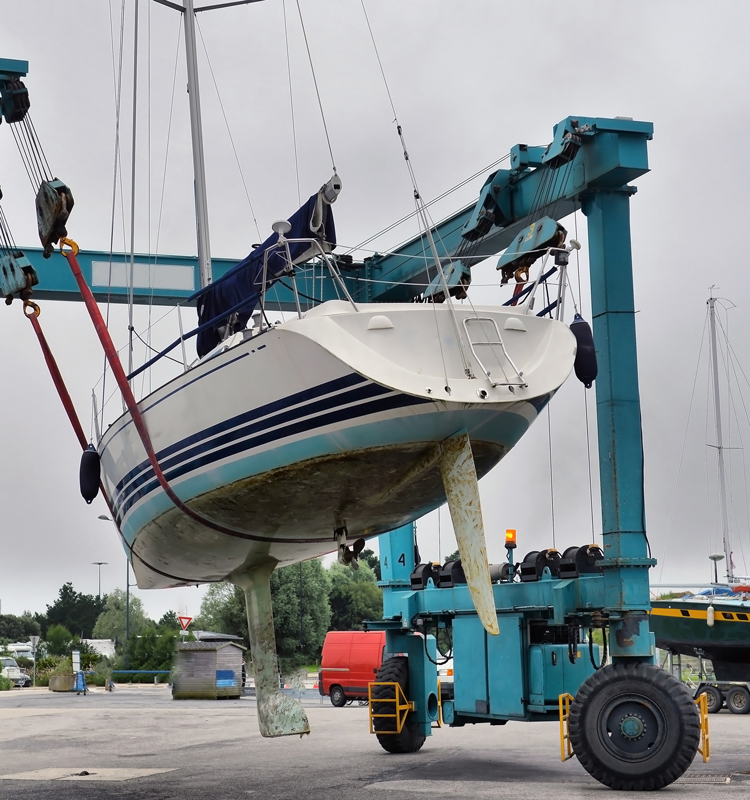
[172, 641, 246, 700]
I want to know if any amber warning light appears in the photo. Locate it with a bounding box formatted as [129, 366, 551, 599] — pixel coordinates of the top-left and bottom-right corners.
[505, 529, 517, 549]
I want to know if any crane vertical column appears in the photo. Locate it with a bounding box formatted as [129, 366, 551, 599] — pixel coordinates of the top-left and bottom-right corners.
[583, 188, 655, 661]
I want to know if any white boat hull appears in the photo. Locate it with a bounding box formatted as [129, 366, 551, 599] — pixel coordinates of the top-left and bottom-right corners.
[98, 302, 576, 589]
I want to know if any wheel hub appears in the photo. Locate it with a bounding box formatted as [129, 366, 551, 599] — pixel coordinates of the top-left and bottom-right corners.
[600, 698, 662, 757]
[619, 713, 646, 740]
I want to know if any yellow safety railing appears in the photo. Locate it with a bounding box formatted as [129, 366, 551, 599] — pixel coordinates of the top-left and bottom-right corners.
[559, 693, 575, 761]
[695, 693, 710, 762]
[368, 682, 415, 734]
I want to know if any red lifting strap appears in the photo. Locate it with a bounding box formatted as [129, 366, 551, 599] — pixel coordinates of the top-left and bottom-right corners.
[25, 305, 88, 452]
[58, 239, 328, 545]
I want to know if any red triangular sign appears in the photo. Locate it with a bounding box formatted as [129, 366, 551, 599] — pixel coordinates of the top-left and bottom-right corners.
[178, 616, 193, 631]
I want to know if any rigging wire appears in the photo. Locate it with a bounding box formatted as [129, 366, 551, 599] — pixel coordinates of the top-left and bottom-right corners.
[195, 16, 262, 241]
[573, 213, 595, 542]
[656, 310, 709, 583]
[359, 0, 470, 380]
[716, 311, 749, 574]
[547, 405, 556, 549]
[282, 0, 302, 207]
[294, 0, 336, 173]
[102, 0, 129, 433]
[127, 0, 141, 379]
[343, 154, 510, 257]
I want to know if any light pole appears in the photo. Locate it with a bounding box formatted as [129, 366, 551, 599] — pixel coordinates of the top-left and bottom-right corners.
[29, 635, 39, 687]
[98, 514, 131, 668]
[92, 561, 108, 599]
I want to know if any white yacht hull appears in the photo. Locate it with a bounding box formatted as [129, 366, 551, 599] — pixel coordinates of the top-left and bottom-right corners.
[99, 301, 576, 589]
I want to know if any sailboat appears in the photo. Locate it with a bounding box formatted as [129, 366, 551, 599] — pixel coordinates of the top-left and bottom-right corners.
[2, 1, 584, 738]
[650, 296, 750, 683]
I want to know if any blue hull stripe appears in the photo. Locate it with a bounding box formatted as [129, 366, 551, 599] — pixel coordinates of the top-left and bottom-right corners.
[115, 391, 430, 521]
[111, 372, 369, 501]
[112, 379, 394, 509]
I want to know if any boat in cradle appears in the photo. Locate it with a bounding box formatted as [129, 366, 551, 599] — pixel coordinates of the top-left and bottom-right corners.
[650, 295, 750, 684]
[651, 588, 750, 681]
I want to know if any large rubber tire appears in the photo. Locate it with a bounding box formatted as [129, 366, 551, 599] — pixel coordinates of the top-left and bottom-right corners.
[329, 685, 347, 707]
[726, 685, 750, 715]
[371, 657, 426, 754]
[697, 684, 723, 714]
[569, 662, 700, 790]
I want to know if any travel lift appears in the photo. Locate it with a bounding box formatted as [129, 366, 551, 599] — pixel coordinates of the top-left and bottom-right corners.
[2, 57, 709, 789]
[362, 127, 711, 789]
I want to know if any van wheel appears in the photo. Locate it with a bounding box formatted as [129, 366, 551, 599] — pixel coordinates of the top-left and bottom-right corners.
[330, 685, 347, 707]
[371, 657, 426, 754]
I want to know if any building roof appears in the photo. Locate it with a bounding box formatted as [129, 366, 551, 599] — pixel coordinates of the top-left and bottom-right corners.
[176, 641, 246, 652]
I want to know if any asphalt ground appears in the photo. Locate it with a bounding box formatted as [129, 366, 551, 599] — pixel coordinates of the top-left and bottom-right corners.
[1, 685, 749, 799]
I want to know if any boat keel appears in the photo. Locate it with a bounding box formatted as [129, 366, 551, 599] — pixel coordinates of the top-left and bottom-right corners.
[439, 430, 499, 636]
[229, 562, 310, 738]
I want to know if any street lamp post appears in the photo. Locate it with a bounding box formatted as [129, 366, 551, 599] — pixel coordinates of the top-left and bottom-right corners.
[98, 514, 131, 668]
[29, 635, 39, 687]
[92, 561, 108, 599]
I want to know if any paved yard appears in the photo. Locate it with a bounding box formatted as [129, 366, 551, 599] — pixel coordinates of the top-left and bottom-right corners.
[0, 686, 747, 799]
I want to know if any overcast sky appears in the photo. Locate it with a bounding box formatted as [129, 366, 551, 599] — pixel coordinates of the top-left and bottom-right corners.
[2, 0, 750, 624]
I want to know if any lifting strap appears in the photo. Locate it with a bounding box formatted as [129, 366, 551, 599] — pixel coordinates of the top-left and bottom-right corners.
[58, 238, 331, 546]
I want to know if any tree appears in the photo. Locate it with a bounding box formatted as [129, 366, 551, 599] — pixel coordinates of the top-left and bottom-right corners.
[0, 613, 43, 643]
[45, 583, 106, 639]
[193, 583, 247, 641]
[128, 626, 179, 672]
[157, 611, 181, 631]
[46, 624, 73, 656]
[359, 549, 381, 580]
[193, 559, 332, 671]
[92, 589, 150, 644]
[271, 560, 331, 669]
[328, 561, 383, 630]
[444, 549, 460, 563]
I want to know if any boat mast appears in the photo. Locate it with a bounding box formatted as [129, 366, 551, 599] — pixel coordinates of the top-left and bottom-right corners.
[183, 0, 212, 288]
[708, 294, 733, 583]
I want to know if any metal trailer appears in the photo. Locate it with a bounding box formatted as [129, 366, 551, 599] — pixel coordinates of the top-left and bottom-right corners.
[695, 681, 750, 715]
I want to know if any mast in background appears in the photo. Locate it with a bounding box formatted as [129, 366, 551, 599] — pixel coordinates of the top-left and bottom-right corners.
[708, 293, 734, 583]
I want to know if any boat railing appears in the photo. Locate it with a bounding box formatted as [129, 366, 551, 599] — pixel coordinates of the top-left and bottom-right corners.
[258, 236, 358, 320]
[121, 238, 355, 385]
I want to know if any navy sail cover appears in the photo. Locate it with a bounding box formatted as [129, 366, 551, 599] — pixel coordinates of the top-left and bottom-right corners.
[196, 191, 336, 357]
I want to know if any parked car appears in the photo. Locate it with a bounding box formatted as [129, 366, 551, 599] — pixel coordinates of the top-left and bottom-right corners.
[1, 657, 31, 688]
[319, 631, 385, 706]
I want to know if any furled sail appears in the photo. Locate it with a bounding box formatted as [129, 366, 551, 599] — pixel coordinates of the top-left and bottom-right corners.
[196, 176, 340, 357]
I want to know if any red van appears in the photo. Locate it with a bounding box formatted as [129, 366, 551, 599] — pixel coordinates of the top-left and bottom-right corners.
[318, 631, 386, 706]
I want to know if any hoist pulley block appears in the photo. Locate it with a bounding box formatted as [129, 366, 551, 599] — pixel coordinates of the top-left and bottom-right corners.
[0, 251, 38, 303]
[496, 216, 566, 285]
[0, 58, 30, 125]
[37, 179, 74, 258]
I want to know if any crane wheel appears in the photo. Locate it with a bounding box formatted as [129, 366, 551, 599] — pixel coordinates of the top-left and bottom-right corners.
[569, 662, 700, 790]
[371, 657, 425, 754]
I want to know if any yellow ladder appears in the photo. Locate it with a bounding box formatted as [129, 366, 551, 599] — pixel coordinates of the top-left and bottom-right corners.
[368, 682, 415, 735]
